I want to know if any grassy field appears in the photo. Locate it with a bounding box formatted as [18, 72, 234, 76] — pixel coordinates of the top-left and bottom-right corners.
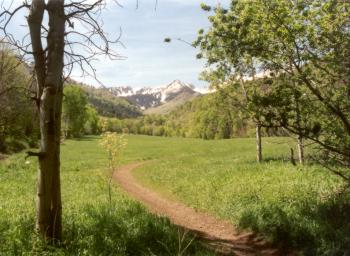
[129, 136, 349, 255]
[1, 135, 349, 255]
[0, 136, 212, 255]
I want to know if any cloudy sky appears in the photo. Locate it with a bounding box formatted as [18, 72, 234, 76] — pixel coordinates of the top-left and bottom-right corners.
[4, 0, 229, 90]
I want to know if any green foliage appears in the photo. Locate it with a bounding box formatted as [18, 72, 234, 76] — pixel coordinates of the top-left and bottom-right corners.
[81, 85, 142, 119]
[104, 91, 271, 140]
[195, 0, 350, 179]
[100, 130, 128, 203]
[0, 136, 212, 255]
[1, 134, 349, 254]
[0, 47, 39, 153]
[62, 85, 89, 138]
[200, 3, 211, 12]
[131, 136, 349, 255]
[62, 84, 102, 138]
[84, 105, 100, 135]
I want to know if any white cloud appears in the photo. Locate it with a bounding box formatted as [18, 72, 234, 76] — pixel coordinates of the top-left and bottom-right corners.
[2, 0, 218, 88]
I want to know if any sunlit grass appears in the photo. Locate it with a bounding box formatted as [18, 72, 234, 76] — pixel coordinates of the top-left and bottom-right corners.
[131, 135, 349, 255]
[0, 136, 212, 255]
[1, 134, 349, 255]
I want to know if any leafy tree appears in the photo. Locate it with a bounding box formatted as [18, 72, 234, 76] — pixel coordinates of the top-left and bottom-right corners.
[195, 0, 350, 175]
[84, 105, 100, 135]
[198, 68, 265, 160]
[0, 46, 38, 153]
[196, 39, 267, 162]
[62, 85, 88, 138]
[99, 131, 127, 204]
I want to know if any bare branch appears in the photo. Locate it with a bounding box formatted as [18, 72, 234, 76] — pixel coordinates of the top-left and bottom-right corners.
[26, 150, 45, 159]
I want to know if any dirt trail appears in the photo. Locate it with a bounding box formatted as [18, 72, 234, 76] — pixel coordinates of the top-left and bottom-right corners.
[113, 163, 294, 256]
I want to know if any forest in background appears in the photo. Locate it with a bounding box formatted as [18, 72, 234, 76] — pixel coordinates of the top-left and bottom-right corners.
[0, 45, 339, 156]
[0, 48, 39, 153]
[0, 48, 269, 155]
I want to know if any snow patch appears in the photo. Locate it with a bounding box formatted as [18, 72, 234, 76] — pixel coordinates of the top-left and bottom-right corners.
[108, 86, 134, 97]
[108, 80, 200, 109]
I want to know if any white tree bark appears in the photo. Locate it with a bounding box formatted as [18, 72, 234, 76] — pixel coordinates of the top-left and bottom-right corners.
[297, 135, 304, 165]
[256, 123, 262, 163]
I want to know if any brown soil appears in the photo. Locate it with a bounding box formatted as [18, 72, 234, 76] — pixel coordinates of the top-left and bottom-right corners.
[113, 163, 295, 256]
[0, 153, 7, 161]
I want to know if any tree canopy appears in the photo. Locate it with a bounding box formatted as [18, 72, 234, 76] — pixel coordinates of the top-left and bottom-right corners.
[195, 0, 350, 179]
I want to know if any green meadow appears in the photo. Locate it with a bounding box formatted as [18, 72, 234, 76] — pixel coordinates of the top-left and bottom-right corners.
[132, 136, 349, 255]
[0, 136, 212, 256]
[1, 135, 349, 255]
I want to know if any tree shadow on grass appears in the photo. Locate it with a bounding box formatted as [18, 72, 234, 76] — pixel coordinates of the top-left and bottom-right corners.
[63, 200, 212, 255]
[263, 156, 290, 163]
[70, 136, 99, 142]
[1, 201, 212, 255]
[246, 155, 320, 167]
[238, 193, 350, 255]
[244, 156, 290, 165]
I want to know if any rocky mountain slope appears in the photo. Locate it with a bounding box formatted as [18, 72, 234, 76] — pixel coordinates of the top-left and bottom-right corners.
[80, 85, 142, 118]
[109, 80, 201, 111]
[144, 89, 200, 115]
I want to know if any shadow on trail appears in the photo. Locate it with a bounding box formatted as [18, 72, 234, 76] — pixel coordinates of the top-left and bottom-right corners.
[238, 192, 350, 255]
[188, 228, 293, 256]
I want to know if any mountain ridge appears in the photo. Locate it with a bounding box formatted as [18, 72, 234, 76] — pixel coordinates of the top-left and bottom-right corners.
[109, 80, 201, 110]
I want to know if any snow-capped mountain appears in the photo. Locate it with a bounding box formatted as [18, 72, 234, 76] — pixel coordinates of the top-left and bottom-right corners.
[109, 80, 200, 110]
[108, 86, 134, 97]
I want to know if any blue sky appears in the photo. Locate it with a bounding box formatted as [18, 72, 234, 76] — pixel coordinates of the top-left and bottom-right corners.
[4, 0, 229, 90]
[71, 0, 229, 90]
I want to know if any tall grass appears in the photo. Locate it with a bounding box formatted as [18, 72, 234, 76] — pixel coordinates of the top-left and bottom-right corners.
[131, 136, 350, 255]
[1, 135, 349, 255]
[0, 136, 212, 255]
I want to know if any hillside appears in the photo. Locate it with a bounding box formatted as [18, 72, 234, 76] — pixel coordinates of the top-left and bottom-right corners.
[74, 80, 201, 118]
[145, 87, 200, 115]
[110, 80, 201, 111]
[104, 89, 254, 139]
[80, 85, 142, 119]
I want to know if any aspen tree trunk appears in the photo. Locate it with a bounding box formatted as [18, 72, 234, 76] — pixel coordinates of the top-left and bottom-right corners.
[256, 123, 262, 163]
[297, 134, 304, 165]
[293, 87, 304, 165]
[28, 0, 65, 241]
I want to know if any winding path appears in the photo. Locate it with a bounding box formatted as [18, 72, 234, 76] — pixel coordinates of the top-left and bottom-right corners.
[113, 163, 294, 256]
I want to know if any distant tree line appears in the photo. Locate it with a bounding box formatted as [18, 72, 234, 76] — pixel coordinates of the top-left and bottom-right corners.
[0, 45, 285, 156]
[0, 51, 101, 153]
[0, 46, 39, 153]
[101, 91, 284, 140]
